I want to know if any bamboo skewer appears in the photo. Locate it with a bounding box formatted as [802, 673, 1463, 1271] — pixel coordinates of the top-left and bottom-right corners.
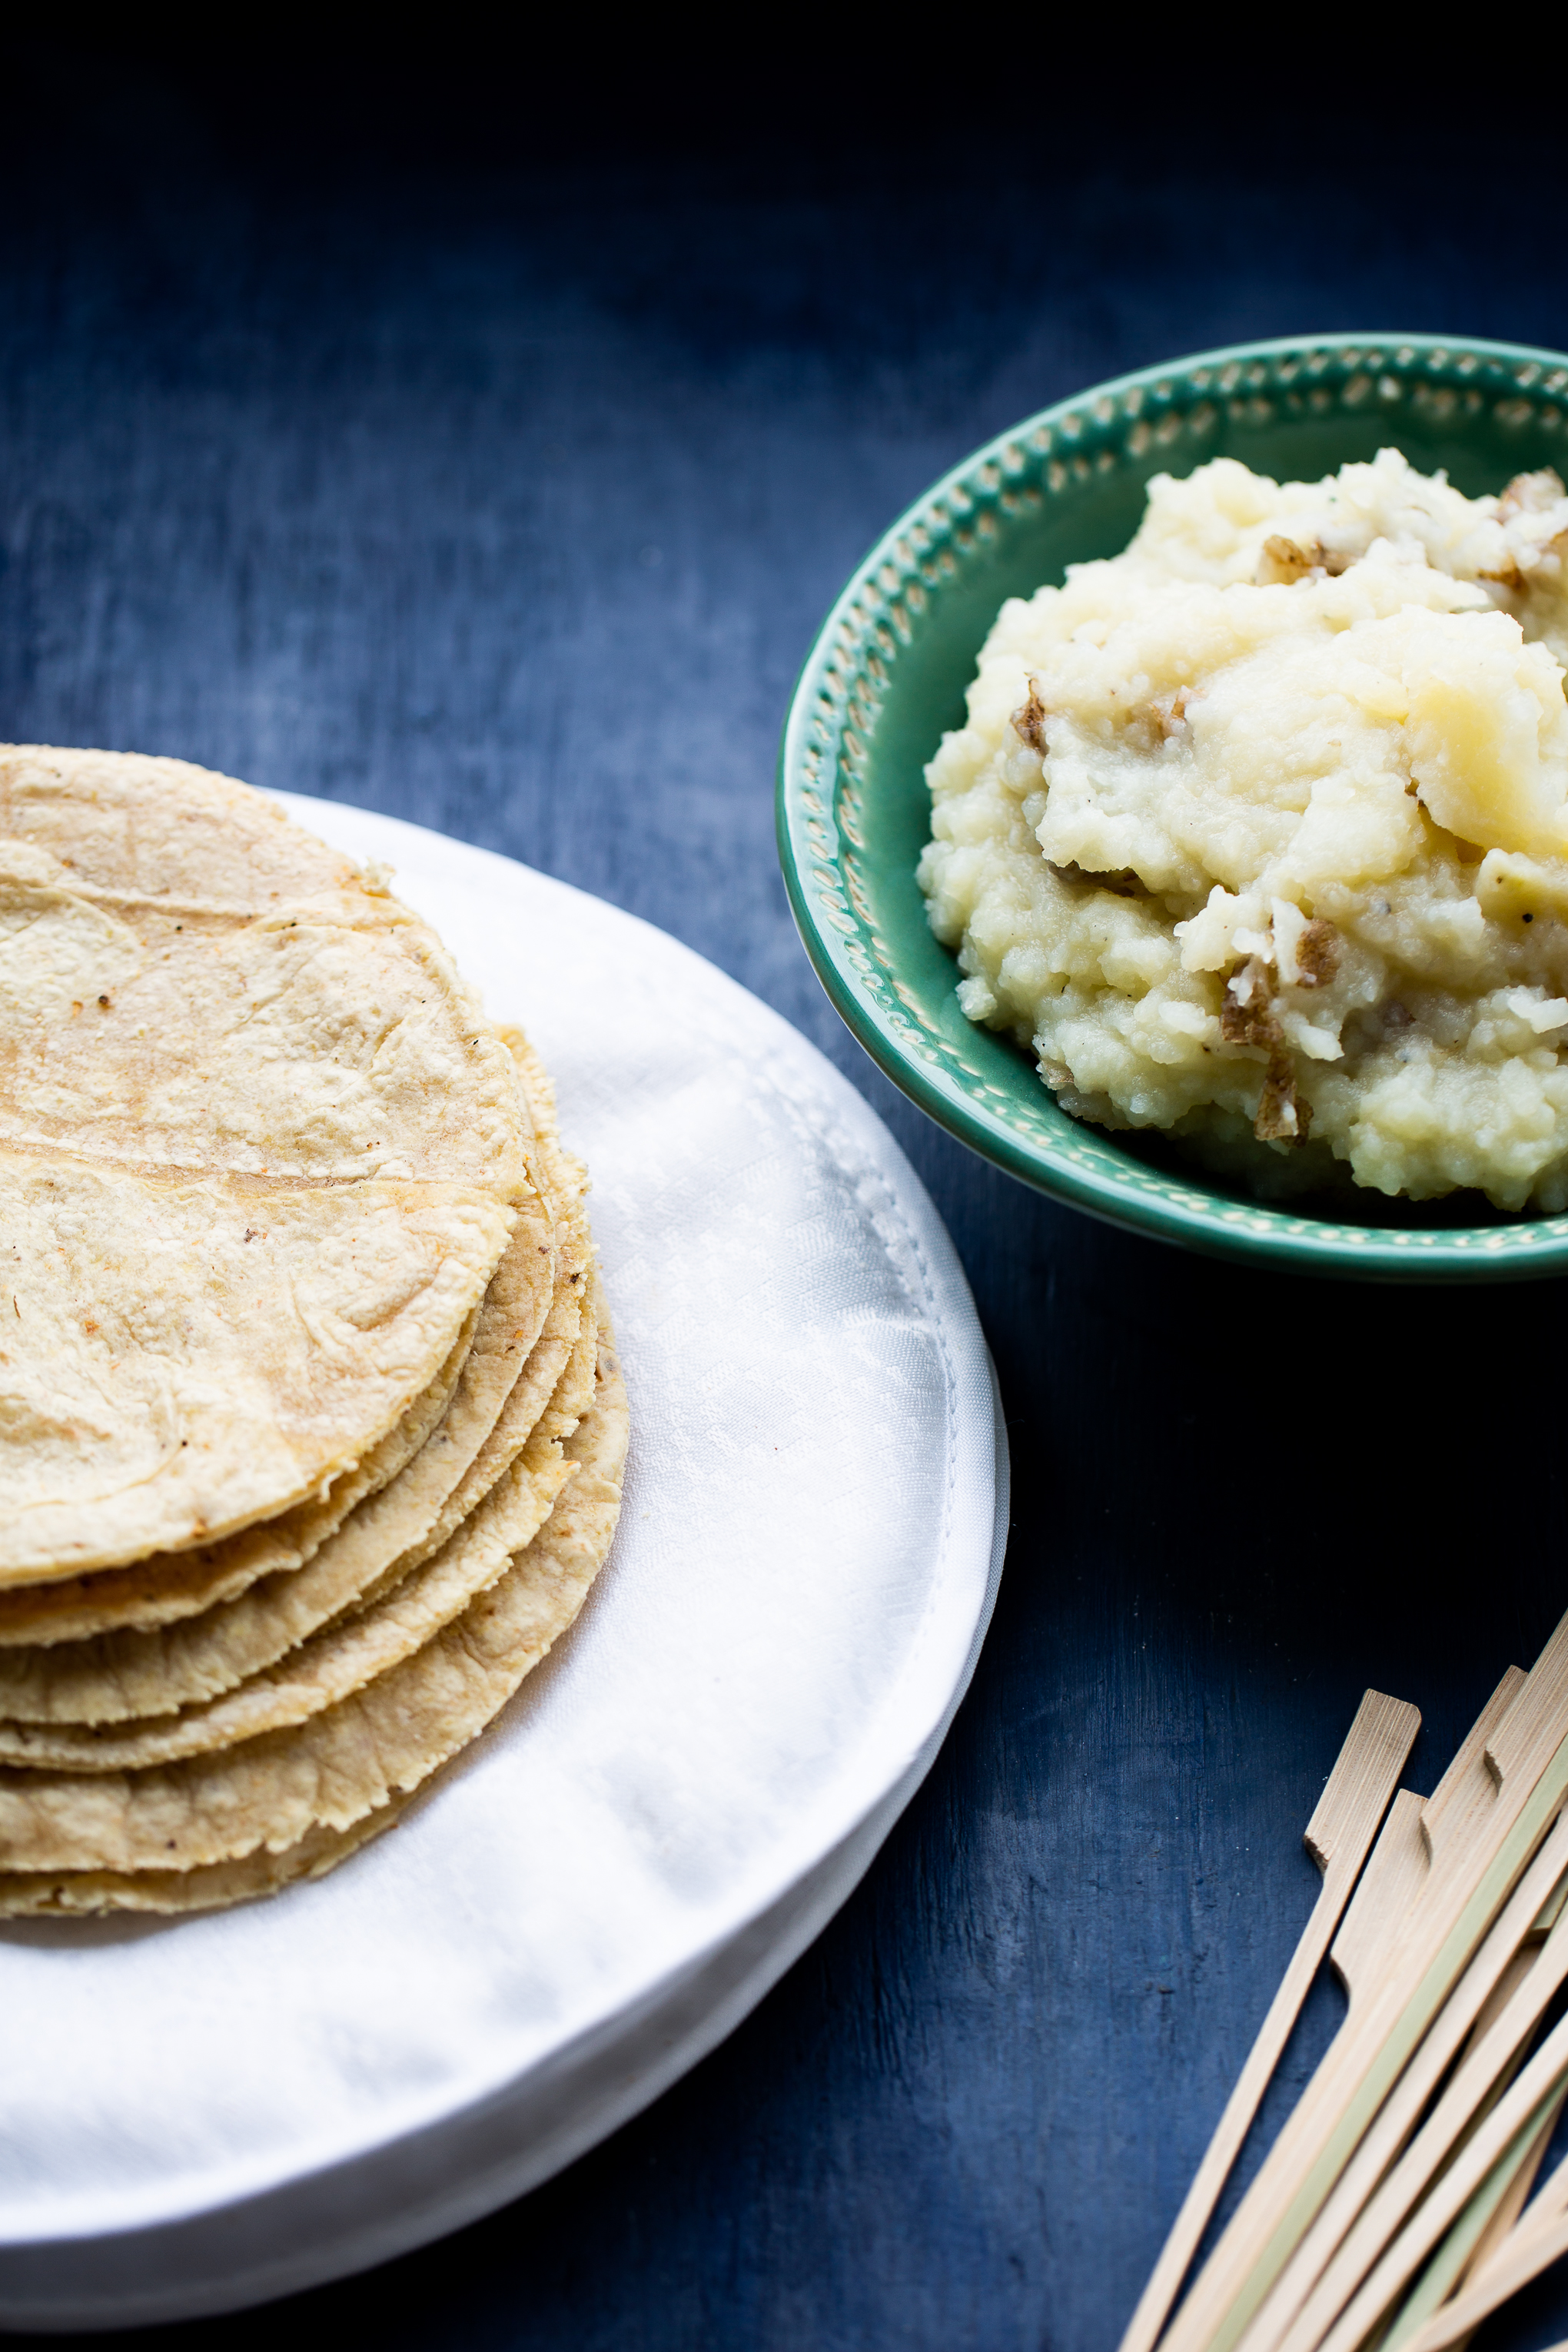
[1396, 2195, 1568, 2352]
[1304, 1987, 1568, 2352]
[1253, 1822, 1568, 2352]
[1328, 1793, 1431, 2018]
[1374, 1932, 1564, 2352]
[1158, 1683, 1519, 2352]
[1221, 1759, 1568, 2352]
[1119, 1615, 1568, 2352]
[1448, 2083, 1566, 2319]
[1380, 2102, 1558, 2352]
[1456, 1936, 1546, 2061]
[1381, 2078, 1567, 2352]
[1233, 1802, 1568, 2352]
[1158, 1627, 1568, 2352]
[1115, 1693, 1421, 2352]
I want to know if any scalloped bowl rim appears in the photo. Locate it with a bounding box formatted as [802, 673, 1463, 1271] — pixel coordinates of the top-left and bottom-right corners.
[778, 331, 1568, 1283]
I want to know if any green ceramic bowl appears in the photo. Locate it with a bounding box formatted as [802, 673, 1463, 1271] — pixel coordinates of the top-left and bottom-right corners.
[778, 331, 1568, 1282]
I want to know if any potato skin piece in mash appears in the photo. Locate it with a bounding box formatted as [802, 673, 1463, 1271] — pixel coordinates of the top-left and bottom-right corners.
[919, 450, 1568, 1209]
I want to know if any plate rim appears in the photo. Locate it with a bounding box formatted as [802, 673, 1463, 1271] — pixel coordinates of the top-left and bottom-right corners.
[0, 1361, 1007, 2332]
[0, 802, 1007, 2324]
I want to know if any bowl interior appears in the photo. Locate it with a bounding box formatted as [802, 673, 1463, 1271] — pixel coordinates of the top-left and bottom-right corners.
[779, 335, 1568, 1280]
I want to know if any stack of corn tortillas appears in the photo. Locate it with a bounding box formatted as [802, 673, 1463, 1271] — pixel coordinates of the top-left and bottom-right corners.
[0, 746, 628, 1916]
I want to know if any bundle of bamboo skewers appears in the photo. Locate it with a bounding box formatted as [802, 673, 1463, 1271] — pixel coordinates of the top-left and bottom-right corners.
[1121, 1611, 1568, 2352]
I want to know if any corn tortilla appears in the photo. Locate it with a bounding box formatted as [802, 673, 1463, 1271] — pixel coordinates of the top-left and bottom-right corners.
[370, 1230, 595, 1609]
[0, 1210, 570, 1724]
[0, 1038, 564, 1651]
[0, 747, 358, 906]
[0, 1432, 576, 1769]
[0, 1805, 411, 1916]
[0, 748, 528, 1199]
[0, 749, 532, 1578]
[0, 1310, 628, 1885]
[369, 1026, 596, 1586]
[0, 1165, 513, 1583]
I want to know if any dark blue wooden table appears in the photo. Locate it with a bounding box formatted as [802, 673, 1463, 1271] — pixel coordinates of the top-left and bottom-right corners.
[4, 44, 1567, 2350]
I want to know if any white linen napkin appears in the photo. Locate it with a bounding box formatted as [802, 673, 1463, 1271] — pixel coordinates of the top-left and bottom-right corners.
[0, 806, 1003, 2327]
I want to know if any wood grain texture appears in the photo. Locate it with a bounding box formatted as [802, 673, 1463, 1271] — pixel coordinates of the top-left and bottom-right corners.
[6, 42, 1568, 2352]
[1330, 1790, 1431, 2011]
[1118, 1694, 1417, 2352]
[1166, 1683, 1568, 2352]
[1265, 1845, 1568, 2352]
[1248, 1811, 1568, 2352]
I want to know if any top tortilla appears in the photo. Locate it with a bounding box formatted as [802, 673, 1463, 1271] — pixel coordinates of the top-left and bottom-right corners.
[0, 749, 528, 1194]
[0, 747, 356, 905]
[0, 749, 530, 1580]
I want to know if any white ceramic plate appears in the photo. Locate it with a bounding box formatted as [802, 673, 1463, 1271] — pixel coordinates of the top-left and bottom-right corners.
[0, 801, 1006, 2331]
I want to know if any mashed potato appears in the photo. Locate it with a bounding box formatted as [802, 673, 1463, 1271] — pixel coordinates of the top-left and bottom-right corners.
[918, 449, 1568, 1210]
